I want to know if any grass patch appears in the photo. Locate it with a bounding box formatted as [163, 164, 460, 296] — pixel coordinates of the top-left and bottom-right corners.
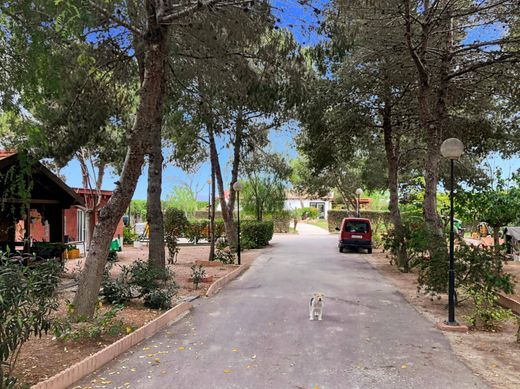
[306, 219, 329, 231]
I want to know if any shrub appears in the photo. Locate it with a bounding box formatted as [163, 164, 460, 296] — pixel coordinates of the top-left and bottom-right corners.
[0, 254, 62, 387]
[100, 260, 177, 310]
[184, 220, 209, 244]
[241, 220, 274, 249]
[297, 207, 319, 220]
[54, 304, 128, 340]
[123, 226, 138, 244]
[384, 217, 433, 272]
[464, 289, 514, 330]
[164, 207, 189, 264]
[214, 219, 226, 238]
[327, 209, 392, 233]
[190, 264, 206, 289]
[270, 211, 291, 233]
[213, 239, 236, 264]
[143, 288, 176, 310]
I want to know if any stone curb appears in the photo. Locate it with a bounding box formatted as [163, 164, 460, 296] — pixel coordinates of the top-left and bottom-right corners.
[497, 293, 520, 316]
[31, 301, 192, 389]
[206, 263, 251, 297]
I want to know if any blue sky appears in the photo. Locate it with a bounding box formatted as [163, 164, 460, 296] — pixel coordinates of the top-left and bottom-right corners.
[59, 2, 520, 200]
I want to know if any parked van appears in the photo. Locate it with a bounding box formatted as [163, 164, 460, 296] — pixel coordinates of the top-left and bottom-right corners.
[336, 217, 373, 254]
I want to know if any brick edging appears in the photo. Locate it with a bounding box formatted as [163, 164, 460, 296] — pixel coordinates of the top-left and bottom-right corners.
[497, 293, 520, 316]
[31, 301, 192, 389]
[206, 263, 251, 297]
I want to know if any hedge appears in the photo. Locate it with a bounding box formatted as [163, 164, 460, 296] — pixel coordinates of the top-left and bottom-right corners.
[241, 220, 274, 249]
[271, 211, 291, 233]
[327, 210, 392, 233]
[193, 210, 223, 220]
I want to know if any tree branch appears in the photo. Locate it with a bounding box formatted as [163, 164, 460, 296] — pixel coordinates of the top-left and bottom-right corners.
[88, 0, 144, 37]
[158, 0, 252, 25]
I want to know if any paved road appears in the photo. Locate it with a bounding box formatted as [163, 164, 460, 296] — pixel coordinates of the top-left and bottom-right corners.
[77, 226, 486, 389]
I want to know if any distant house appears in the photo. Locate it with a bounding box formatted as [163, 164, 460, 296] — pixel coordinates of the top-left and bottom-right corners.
[0, 151, 83, 253]
[283, 191, 373, 219]
[20, 189, 124, 255]
[283, 191, 334, 219]
[0, 151, 123, 255]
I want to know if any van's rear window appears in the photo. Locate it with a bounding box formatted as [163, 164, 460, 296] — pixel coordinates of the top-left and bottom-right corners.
[344, 221, 369, 233]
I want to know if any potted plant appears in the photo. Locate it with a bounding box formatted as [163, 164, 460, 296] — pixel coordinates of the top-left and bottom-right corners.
[65, 244, 80, 259]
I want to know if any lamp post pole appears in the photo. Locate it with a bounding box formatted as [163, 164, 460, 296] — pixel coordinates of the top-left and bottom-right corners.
[355, 188, 363, 218]
[440, 138, 464, 327]
[233, 181, 242, 266]
[207, 178, 211, 249]
[448, 158, 456, 324]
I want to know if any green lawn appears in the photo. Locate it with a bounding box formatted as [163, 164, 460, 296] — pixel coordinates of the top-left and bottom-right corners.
[307, 219, 330, 231]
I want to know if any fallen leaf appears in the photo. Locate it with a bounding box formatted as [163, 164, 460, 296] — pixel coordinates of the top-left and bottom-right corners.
[155, 357, 161, 362]
[232, 348, 238, 352]
[147, 354, 154, 357]
[401, 364, 407, 369]
[224, 369, 232, 373]
[178, 346, 185, 350]
[143, 347, 150, 351]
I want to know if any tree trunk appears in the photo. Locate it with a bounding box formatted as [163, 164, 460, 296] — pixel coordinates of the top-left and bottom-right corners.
[209, 161, 216, 261]
[73, 30, 169, 318]
[147, 132, 165, 268]
[224, 111, 243, 224]
[208, 125, 238, 248]
[493, 226, 500, 248]
[382, 102, 408, 270]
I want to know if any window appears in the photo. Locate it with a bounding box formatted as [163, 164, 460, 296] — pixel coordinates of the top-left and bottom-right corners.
[345, 221, 369, 233]
[77, 209, 86, 242]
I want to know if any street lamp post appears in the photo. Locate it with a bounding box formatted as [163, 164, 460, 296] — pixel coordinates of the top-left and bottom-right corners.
[233, 181, 243, 265]
[207, 178, 211, 247]
[355, 188, 363, 217]
[440, 138, 464, 326]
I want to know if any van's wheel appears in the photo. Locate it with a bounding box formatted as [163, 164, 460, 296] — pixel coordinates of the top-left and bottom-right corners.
[339, 247, 344, 253]
[367, 248, 372, 254]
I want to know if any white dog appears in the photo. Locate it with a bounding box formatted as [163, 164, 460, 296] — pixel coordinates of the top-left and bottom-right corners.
[309, 293, 324, 321]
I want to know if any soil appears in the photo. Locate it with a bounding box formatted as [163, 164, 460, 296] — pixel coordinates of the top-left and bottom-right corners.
[366, 250, 520, 389]
[12, 243, 265, 387]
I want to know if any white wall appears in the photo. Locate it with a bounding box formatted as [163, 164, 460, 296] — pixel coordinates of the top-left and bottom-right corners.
[283, 199, 331, 219]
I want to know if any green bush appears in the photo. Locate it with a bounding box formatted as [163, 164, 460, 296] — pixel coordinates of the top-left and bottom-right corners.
[164, 207, 189, 263]
[270, 211, 291, 233]
[0, 254, 62, 387]
[241, 220, 274, 249]
[123, 226, 138, 244]
[54, 304, 127, 340]
[297, 207, 319, 220]
[143, 288, 176, 310]
[214, 219, 226, 238]
[214, 239, 236, 264]
[101, 260, 177, 310]
[190, 264, 206, 289]
[384, 217, 433, 272]
[184, 220, 209, 244]
[327, 209, 392, 233]
[464, 289, 514, 330]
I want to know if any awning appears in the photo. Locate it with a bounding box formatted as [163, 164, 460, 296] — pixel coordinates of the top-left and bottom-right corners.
[504, 227, 520, 241]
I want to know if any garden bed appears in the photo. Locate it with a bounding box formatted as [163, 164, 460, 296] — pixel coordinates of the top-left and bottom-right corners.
[366, 250, 520, 389]
[12, 245, 263, 387]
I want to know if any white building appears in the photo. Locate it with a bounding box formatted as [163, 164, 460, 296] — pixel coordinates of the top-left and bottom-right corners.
[283, 191, 334, 219]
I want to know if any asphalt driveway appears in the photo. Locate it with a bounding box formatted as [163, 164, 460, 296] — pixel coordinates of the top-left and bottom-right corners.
[75, 225, 486, 389]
